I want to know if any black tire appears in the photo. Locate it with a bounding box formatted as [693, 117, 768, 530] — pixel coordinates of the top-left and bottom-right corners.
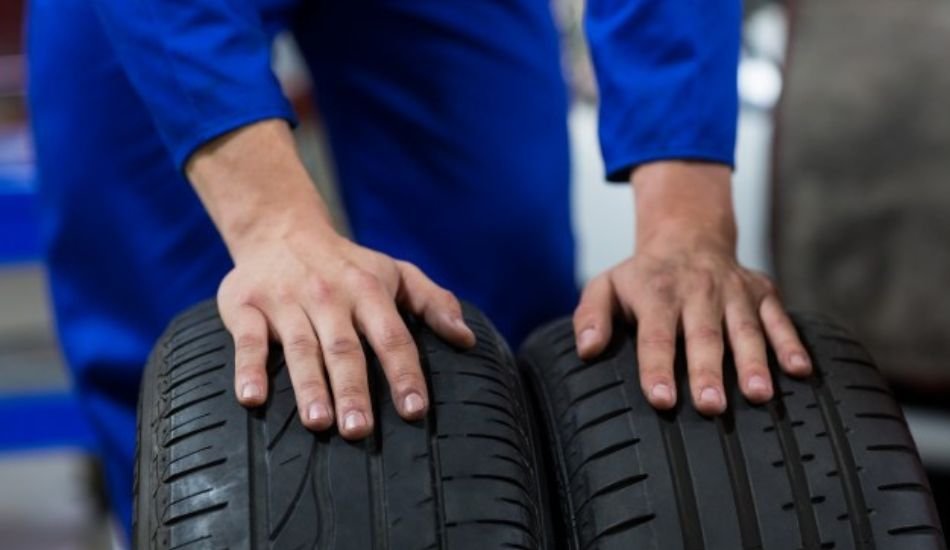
[519, 314, 946, 550]
[134, 300, 552, 549]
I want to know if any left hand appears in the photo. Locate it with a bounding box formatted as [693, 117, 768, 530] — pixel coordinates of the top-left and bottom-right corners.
[572, 161, 812, 416]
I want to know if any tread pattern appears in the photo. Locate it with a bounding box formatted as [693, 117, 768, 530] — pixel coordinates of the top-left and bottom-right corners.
[134, 300, 550, 549]
[519, 313, 946, 550]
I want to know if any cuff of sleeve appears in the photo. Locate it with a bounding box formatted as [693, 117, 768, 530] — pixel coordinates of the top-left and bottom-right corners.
[604, 146, 736, 183]
[172, 106, 299, 172]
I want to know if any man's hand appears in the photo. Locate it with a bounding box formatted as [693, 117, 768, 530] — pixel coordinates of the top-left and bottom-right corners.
[186, 120, 475, 439]
[572, 161, 812, 415]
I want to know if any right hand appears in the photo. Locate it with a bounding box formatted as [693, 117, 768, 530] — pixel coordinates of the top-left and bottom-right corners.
[220, 224, 475, 440]
[186, 119, 475, 440]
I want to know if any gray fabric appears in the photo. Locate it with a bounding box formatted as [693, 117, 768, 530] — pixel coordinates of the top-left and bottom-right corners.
[774, 0, 950, 385]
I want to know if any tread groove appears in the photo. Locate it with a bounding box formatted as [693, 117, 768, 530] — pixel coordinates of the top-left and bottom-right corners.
[659, 411, 704, 550]
[163, 420, 227, 448]
[568, 437, 640, 478]
[812, 375, 875, 549]
[569, 408, 631, 442]
[564, 379, 625, 411]
[575, 473, 648, 513]
[163, 457, 227, 484]
[878, 482, 931, 494]
[768, 393, 821, 549]
[717, 410, 764, 550]
[585, 513, 657, 548]
[888, 525, 942, 536]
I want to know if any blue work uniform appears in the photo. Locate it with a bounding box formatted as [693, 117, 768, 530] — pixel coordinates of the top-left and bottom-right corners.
[26, 0, 739, 540]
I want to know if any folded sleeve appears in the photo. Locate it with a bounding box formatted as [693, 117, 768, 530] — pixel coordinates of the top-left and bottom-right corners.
[92, 0, 296, 169]
[586, 0, 741, 182]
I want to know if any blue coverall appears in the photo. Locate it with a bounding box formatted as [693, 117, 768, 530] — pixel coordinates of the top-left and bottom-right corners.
[26, 0, 739, 539]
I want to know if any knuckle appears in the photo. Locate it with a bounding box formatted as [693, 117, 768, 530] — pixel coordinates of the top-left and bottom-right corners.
[325, 336, 362, 358]
[689, 269, 717, 295]
[687, 325, 722, 344]
[691, 376, 723, 395]
[235, 332, 266, 353]
[775, 339, 803, 353]
[275, 285, 296, 306]
[233, 287, 263, 308]
[438, 289, 460, 309]
[396, 259, 419, 275]
[377, 325, 414, 351]
[733, 319, 763, 339]
[285, 332, 318, 355]
[739, 360, 770, 374]
[334, 384, 367, 402]
[640, 363, 672, 380]
[345, 266, 380, 292]
[295, 378, 327, 396]
[725, 271, 746, 290]
[640, 330, 676, 349]
[307, 277, 334, 304]
[572, 305, 595, 323]
[692, 366, 723, 385]
[391, 368, 423, 389]
[648, 273, 677, 300]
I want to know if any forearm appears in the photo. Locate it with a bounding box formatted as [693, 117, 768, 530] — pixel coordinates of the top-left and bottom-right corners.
[631, 161, 737, 252]
[185, 119, 335, 260]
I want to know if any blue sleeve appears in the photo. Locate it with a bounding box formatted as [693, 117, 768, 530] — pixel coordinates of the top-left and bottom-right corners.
[91, 0, 296, 170]
[586, 1, 741, 182]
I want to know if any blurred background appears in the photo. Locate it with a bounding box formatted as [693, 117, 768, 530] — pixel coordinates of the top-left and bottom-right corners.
[1, 0, 948, 547]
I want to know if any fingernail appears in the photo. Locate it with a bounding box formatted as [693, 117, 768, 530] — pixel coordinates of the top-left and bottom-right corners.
[748, 375, 769, 393]
[241, 383, 262, 401]
[403, 392, 426, 415]
[308, 402, 331, 423]
[700, 387, 723, 408]
[790, 353, 811, 370]
[343, 411, 367, 432]
[578, 328, 598, 351]
[651, 383, 673, 403]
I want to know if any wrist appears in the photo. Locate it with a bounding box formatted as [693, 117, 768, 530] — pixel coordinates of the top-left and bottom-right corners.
[226, 195, 338, 262]
[631, 160, 737, 250]
[185, 119, 337, 259]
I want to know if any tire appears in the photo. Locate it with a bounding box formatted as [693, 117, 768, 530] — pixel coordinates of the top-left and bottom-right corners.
[519, 313, 946, 550]
[133, 299, 552, 549]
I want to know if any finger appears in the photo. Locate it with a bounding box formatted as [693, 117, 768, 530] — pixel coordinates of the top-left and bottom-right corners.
[633, 297, 679, 411]
[270, 305, 334, 431]
[760, 294, 812, 377]
[396, 261, 475, 348]
[573, 274, 616, 359]
[682, 276, 727, 415]
[310, 303, 373, 440]
[221, 302, 270, 407]
[354, 287, 428, 421]
[724, 291, 773, 403]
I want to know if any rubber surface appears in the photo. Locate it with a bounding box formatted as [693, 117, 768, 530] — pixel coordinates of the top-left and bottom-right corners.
[520, 313, 946, 550]
[134, 300, 551, 549]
